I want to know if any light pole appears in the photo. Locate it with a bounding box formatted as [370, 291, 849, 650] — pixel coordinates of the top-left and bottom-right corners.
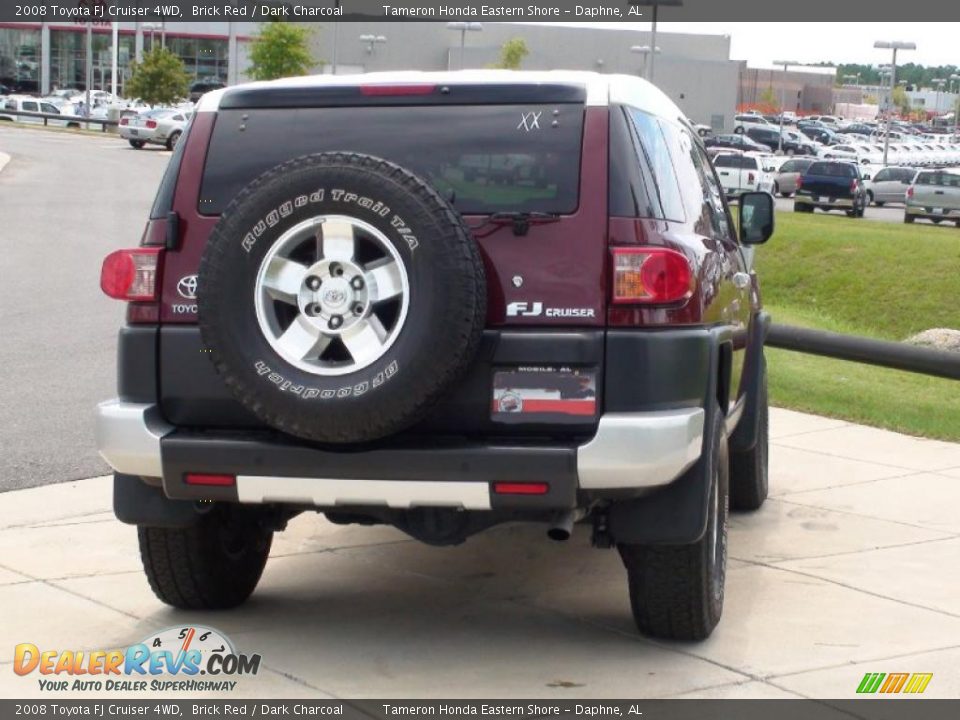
[874, 40, 916, 166]
[360, 34, 386, 56]
[446, 22, 482, 71]
[773, 60, 798, 154]
[630, 45, 661, 80]
[933, 78, 946, 118]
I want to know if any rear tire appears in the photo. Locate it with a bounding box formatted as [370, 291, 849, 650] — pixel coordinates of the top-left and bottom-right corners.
[128, 140, 145, 149]
[730, 357, 769, 511]
[904, 214, 915, 224]
[875, 200, 885, 207]
[137, 505, 272, 609]
[166, 131, 181, 151]
[618, 402, 729, 641]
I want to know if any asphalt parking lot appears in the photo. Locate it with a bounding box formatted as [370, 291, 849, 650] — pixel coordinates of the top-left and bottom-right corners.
[774, 196, 910, 223]
[0, 126, 169, 491]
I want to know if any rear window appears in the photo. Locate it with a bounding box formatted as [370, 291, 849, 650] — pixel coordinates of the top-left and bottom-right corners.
[806, 162, 856, 178]
[714, 155, 758, 169]
[916, 172, 960, 187]
[199, 104, 584, 216]
[780, 159, 813, 173]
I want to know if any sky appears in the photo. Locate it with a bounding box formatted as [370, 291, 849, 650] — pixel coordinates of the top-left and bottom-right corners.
[551, 22, 960, 68]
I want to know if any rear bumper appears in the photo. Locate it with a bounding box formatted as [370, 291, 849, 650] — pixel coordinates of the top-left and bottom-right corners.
[794, 193, 854, 208]
[905, 205, 960, 220]
[96, 401, 704, 510]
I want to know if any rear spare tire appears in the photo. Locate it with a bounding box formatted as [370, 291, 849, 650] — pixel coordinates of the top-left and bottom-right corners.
[198, 152, 486, 443]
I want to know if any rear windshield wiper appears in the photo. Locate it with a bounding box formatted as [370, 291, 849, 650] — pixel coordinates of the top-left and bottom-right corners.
[469, 211, 561, 237]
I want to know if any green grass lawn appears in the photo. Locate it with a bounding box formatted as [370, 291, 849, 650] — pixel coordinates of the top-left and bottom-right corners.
[755, 212, 960, 442]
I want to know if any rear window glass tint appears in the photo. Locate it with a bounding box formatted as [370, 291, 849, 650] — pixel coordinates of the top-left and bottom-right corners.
[200, 104, 584, 216]
[780, 160, 812, 172]
[714, 155, 757, 169]
[917, 172, 960, 187]
[807, 162, 856, 178]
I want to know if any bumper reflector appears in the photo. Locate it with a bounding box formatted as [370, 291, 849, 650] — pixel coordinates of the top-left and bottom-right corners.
[493, 482, 549, 496]
[185, 473, 236, 487]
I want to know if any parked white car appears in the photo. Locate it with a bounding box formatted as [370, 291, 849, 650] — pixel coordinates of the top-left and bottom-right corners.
[712, 152, 777, 198]
[119, 108, 192, 150]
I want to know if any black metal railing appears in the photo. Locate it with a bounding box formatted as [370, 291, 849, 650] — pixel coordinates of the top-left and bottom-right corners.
[768, 324, 959, 381]
[0, 108, 118, 132]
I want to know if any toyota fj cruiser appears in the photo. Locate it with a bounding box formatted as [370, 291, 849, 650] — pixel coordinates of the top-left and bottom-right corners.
[97, 71, 774, 641]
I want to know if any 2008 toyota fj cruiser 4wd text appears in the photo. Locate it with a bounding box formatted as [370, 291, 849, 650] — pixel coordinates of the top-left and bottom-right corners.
[97, 71, 774, 641]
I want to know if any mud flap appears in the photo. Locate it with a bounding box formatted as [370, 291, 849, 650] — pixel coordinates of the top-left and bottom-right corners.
[606, 328, 730, 545]
[114, 473, 201, 528]
[729, 311, 771, 454]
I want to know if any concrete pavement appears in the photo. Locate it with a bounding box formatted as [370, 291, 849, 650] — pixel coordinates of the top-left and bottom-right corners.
[1, 408, 959, 700]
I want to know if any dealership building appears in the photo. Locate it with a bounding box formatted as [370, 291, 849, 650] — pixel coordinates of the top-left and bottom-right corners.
[0, 21, 741, 130]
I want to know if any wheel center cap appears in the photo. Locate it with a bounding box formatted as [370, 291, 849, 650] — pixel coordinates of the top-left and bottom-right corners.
[318, 278, 352, 312]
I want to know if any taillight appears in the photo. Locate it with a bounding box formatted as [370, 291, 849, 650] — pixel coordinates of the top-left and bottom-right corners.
[850, 179, 859, 192]
[748, 172, 755, 185]
[100, 248, 162, 301]
[185, 473, 235, 487]
[906, 186, 914, 199]
[145, 119, 157, 129]
[119, 117, 128, 126]
[611, 248, 694, 305]
[796, 176, 803, 189]
[360, 84, 435, 96]
[493, 482, 549, 496]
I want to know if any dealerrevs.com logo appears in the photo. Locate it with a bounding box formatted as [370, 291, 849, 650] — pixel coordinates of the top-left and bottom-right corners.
[13, 626, 260, 693]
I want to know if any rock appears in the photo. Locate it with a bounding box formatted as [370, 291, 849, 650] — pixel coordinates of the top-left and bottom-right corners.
[907, 328, 960, 353]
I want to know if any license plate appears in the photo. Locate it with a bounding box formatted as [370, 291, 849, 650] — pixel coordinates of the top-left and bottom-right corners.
[129, 129, 138, 136]
[492, 368, 597, 424]
[815, 196, 822, 202]
[932, 208, 944, 215]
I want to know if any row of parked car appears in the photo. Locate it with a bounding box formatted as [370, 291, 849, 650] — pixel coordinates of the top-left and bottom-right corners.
[0, 86, 196, 151]
[717, 115, 960, 168]
[713, 149, 960, 225]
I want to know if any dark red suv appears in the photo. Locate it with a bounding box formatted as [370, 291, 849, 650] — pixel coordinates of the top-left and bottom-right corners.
[98, 71, 774, 641]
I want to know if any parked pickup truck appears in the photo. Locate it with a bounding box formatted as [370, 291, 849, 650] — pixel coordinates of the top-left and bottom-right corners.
[713, 152, 776, 198]
[905, 169, 960, 226]
[794, 160, 867, 217]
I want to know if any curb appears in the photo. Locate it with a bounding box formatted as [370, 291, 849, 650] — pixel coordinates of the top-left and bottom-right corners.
[0, 151, 10, 174]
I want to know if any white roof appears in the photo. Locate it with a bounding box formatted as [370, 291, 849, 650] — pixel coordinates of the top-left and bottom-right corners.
[197, 70, 686, 123]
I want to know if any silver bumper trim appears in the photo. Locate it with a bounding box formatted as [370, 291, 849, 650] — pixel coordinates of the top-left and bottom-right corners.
[236, 476, 492, 510]
[95, 401, 704, 497]
[577, 409, 705, 489]
[95, 400, 173, 478]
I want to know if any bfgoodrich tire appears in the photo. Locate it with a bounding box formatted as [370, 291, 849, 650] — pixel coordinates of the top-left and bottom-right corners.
[618, 403, 730, 641]
[198, 152, 486, 444]
[138, 505, 272, 609]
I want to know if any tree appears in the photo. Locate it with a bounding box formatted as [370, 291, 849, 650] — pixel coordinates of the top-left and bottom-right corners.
[125, 48, 190, 106]
[758, 87, 778, 107]
[492, 38, 529, 71]
[248, 22, 316, 81]
[892, 85, 910, 115]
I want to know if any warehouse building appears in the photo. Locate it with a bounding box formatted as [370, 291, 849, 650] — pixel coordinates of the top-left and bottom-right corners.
[1, 21, 740, 130]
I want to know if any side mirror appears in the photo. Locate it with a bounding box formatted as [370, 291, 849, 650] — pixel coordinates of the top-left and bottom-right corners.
[739, 192, 775, 246]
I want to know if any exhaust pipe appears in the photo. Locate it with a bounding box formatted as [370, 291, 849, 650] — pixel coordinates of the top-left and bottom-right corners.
[547, 510, 584, 542]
